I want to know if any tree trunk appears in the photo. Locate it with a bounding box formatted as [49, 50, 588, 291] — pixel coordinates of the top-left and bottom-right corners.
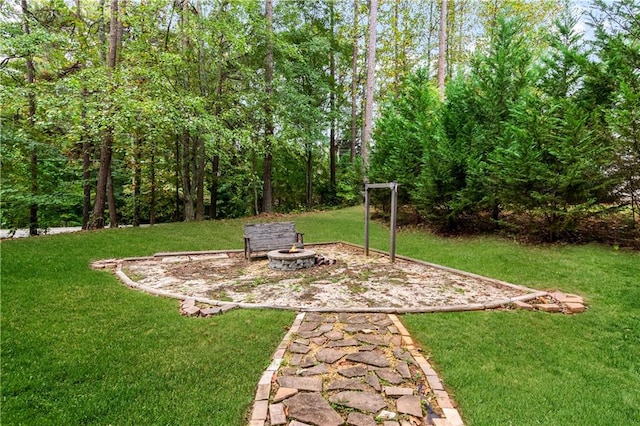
[181, 130, 195, 221]
[329, 0, 337, 188]
[194, 1, 207, 221]
[262, 152, 273, 212]
[426, 0, 435, 77]
[252, 151, 259, 215]
[29, 136, 38, 236]
[393, 0, 400, 96]
[362, 0, 378, 173]
[210, 7, 226, 220]
[107, 0, 118, 69]
[132, 135, 142, 227]
[98, 0, 107, 63]
[174, 134, 181, 221]
[437, 0, 447, 99]
[89, 0, 118, 229]
[631, 189, 637, 230]
[91, 136, 112, 229]
[107, 170, 118, 227]
[330, 113, 337, 188]
[21, 0, 38, 236]
[116, 0, 124, 61]
[306, 146, 312, 209]
[350, 0, 358, 163]
[76, 0, 91, 230]
[209, 155, 219, 220]
[195, 135, 205, 220]
[150, 141, 156, 225]
[262, 0, 274, 213]
[82, 141, 92, 229]
[81, 88, 92, 230]
[177, 0, 201, 222]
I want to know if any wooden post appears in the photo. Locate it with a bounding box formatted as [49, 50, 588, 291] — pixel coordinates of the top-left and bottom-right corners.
[364, 185, 370, 256]
[390, 182, 397, 262]
[364, 182, 398, 262]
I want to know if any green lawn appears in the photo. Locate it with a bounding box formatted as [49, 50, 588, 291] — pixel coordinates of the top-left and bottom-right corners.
[2, 206, 639, 425]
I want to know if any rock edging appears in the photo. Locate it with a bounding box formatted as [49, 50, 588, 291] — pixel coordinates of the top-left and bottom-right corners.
[511, 292, 587, 314]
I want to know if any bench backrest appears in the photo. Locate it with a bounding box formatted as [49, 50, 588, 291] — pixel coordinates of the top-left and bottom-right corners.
[244, 222, 298, 252]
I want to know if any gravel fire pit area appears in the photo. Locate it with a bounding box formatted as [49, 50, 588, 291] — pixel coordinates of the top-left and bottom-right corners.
[113, 242, 541, 311]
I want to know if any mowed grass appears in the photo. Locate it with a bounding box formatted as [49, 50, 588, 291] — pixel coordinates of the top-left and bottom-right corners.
[2, 206, 640, 425]
[399, 237, 640, 425]
[1, 220, 295, 425]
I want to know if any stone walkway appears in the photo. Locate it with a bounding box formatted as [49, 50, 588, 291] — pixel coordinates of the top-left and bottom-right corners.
[249, 312, 464, 426]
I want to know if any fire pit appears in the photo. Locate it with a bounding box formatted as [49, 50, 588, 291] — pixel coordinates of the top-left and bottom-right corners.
[267, 247, 316, 271]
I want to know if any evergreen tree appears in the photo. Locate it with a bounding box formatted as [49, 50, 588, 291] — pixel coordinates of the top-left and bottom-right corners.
[413, 76, 471, 228]
[369, 69, 441, 208]
[441, 14, 534, 224]
[588, 0, 640, 228]
[490, 93, 612, 239]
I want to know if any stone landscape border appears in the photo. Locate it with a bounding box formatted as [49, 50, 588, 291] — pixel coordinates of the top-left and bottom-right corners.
[92, 241, 553, 314]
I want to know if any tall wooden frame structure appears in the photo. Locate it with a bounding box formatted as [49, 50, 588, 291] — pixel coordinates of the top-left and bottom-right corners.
[364, 182, 398, 262]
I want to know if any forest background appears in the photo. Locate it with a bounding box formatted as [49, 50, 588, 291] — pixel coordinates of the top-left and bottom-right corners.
[1, 0, 638, 246]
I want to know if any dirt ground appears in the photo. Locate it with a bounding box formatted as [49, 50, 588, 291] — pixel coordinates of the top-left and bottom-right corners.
[121, 243, 531, 310]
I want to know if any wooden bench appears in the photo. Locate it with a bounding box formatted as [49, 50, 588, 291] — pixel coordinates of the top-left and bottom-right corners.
[244, 222, 304, 259]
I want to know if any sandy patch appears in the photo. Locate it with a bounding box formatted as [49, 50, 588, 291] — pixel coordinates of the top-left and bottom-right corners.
[119, 243, 534, 310]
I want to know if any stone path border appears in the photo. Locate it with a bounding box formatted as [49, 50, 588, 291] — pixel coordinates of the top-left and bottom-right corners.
[249, 311, 464, 426]
[91, 241, 574, 314]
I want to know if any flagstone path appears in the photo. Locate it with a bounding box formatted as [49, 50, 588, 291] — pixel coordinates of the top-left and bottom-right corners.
[248, 311, 464, 426]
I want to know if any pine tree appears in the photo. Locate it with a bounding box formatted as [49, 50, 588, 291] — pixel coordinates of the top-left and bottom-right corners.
[447, 14, 534, 223]
[369, 69, 441, 208]
[588, 0, 640, 228]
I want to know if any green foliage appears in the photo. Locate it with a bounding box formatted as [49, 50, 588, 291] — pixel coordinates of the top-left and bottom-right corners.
[369, 69, 442, 208]
[538, 10, 586, 99]
[459, 15, 534, 219]
[0, 0, 637, 237]
[413, 77, 469, 227]
[483, 11, 617, 238]
[371, 10, 628, 239]
[412, 15, 536, 228]
[489, 95, 612, 238]
[607, 81, 640, 225]
[588, 0, 640, 227]
[335, 156, 364, 206]
[0, 120, 84, 229]
[0, 0, 364, 229]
